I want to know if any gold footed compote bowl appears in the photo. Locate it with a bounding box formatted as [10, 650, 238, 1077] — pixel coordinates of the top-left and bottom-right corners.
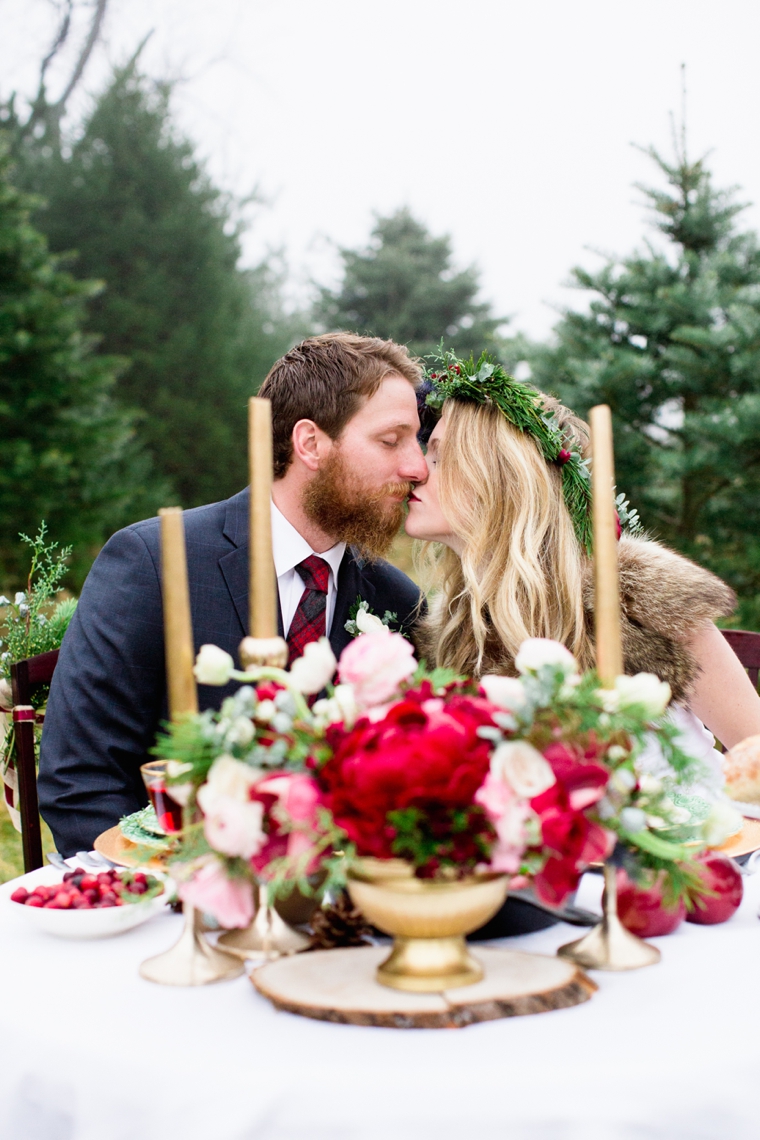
[347, 859, 509, 992]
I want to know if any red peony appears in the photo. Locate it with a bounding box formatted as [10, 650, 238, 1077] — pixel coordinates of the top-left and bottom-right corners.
[530, 741, 613, 906]
[318, 690, 496, 863]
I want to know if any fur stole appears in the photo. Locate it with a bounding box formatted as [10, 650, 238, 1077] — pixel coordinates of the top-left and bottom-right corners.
[584, 536, 736, 703]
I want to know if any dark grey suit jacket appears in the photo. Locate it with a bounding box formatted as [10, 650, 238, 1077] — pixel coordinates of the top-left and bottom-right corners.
[39, 488, 422, 856]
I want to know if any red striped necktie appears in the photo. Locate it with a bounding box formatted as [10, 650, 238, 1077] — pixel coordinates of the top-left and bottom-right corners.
[286, 554, 331, 668]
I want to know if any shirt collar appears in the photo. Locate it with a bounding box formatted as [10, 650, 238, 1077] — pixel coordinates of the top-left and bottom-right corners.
[270, 501, 346, 582]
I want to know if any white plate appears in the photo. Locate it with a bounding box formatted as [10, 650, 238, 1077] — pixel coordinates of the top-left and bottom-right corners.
[1, 867, 169, 940]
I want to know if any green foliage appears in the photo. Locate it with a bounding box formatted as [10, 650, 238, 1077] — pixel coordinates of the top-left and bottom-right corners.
[315, 207, 508, 361]
[0, 523, 76, 685]
[0, 138, 160, 585]
[526, 144, 760, 626]
[426, 347, 594, 553]
[10, 63, 305, 509]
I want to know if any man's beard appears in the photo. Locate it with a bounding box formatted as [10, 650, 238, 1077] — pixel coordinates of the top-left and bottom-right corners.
[303, 451, 413, 559]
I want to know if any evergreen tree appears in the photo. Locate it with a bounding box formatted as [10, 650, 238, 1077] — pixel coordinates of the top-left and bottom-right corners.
[14, 63, 302, 508]
[527, 145, 760, 627]
[315, 208, 507, 361]
[0, 138, 160, 585]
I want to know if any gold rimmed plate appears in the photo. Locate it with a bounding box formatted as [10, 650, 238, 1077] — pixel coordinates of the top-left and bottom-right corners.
[94, 825, 173, 870]
[713, 818, 760, 860]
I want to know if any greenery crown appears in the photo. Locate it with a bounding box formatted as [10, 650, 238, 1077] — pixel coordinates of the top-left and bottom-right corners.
[421, 347, 594, 553]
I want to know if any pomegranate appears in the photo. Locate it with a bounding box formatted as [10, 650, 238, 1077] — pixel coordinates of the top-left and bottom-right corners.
[686, 852, 743, 925]
[616, 868, 686, 937]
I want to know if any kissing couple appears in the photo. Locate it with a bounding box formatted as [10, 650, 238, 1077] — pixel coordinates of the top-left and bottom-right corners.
[41, 333, 760, 857]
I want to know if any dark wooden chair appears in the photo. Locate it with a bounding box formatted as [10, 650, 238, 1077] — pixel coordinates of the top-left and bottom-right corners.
[721, 630, 760, 690]
[9, 649, 59, 872]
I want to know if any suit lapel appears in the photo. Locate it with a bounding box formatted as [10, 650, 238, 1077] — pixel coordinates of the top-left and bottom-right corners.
[220, 488, 285, 646]
[329, 549, 376, 660]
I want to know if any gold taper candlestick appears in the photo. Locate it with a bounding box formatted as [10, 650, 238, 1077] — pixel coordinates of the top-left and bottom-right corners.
[557, 408, 659, 972]
[589, 405, 623, 685]
[159, 508, 198, 718]
[240, 396, 287, 670]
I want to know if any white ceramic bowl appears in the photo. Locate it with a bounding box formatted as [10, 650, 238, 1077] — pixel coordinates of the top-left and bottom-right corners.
[2, 868, 169, 940]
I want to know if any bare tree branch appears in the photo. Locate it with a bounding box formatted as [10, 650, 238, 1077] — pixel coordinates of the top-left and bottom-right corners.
[50, 0, 109, 117]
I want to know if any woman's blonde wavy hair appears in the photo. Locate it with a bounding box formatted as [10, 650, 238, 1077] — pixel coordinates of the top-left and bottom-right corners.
[418, 396, 596, 678]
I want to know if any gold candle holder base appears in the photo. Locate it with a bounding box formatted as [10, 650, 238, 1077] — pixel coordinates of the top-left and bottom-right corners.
[140, 905, 245, 985]
[557, 864, 661, 971]
[218, 899, 311, 960]
[239, 636, 288, 670]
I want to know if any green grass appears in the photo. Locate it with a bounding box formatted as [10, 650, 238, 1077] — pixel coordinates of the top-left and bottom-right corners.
[0, 801, 56, 883]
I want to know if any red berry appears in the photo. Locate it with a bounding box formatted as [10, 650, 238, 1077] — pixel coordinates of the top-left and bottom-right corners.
[101, 892, 118, 907]
[25, 896, 43, 907]
[79, 875, 99, 892]
[83, 889, 99, 904]
[10, 887, 29, 903]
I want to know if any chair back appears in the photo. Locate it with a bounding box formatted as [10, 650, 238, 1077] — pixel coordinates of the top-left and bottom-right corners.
[721, 630, 760, 691]
[9, 649, 59, 872]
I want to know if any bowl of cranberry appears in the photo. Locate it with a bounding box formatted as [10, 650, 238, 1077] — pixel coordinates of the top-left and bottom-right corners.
[5, 867, 168, 939]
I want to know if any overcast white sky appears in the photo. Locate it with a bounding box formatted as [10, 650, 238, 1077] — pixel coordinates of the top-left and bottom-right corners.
[3, 0, 760, 338]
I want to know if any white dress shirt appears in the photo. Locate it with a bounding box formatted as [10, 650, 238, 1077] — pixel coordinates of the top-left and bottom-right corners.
[270, 502, 346, 636]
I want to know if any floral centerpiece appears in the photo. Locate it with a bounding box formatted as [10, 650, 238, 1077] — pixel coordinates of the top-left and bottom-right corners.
[158, 620, 736, 963]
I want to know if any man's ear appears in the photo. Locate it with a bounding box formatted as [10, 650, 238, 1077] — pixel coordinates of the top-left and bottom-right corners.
[291, 419, 334, 472]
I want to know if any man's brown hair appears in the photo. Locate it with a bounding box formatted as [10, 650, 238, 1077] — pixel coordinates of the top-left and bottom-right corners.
[259, 332, 422, 478]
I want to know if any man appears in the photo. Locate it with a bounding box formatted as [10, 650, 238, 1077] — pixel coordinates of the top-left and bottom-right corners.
[39, 333, 428, 856]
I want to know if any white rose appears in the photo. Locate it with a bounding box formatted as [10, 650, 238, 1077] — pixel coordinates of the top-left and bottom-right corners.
[194, 644, 235, 686]
[596, 689, 620, 713]
[355, 607, 387, 635]
[614, 673, 671, 718]
[289, 637, 337, 695]
[480, 675, 527, 712]
[514, 638, 578, 677]
[200, 754, 262, 805]
[490, 740, 556, 799]
[202, 796, 266, 859]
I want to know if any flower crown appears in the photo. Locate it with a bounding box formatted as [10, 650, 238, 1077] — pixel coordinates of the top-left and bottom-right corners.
[417, 348, 596, 552]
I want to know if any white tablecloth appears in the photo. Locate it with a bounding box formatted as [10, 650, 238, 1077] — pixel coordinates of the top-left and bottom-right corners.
[0, 866, 758, 1140]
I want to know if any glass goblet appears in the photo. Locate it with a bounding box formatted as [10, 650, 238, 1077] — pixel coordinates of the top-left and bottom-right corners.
[140, 760, 184, 834]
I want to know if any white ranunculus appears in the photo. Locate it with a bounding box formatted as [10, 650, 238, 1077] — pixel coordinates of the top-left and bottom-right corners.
[200, 754, 262, 805]
[202, 796, 266, 859]
[614, 673, 671, 718]
[638, 773, 662, 796]
[514, 638, 578, 677]
[610, 767, 636, 794]
[620, 806, 647, 833]
[480, 675, 527, 712]
[194, 644, 235, 686]
[490, 740, 556, 799]
[355, 607, 387, 635]
[596, 689, 620, 714]
[289, 637, 337, 695]
[254, 700, 276, 724]
[703, 800, 743, 847]
[312, 682, 359, 730]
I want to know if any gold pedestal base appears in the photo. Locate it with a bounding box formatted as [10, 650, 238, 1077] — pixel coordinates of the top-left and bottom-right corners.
[218, 902, 310, 960]
[239, 636, 288, 670]
[140, 906, 245, 985]
[557, 864, 661, 971]
[377, 934, 483, 993]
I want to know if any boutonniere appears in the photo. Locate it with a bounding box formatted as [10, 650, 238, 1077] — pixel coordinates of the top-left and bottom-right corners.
[344, 596, 399, 638]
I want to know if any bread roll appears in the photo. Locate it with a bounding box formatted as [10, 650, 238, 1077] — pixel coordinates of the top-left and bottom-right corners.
[723, 734, 760, 804]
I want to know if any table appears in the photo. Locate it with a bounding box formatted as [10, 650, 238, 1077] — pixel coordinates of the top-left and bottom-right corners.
[0, 866, 758, 1140]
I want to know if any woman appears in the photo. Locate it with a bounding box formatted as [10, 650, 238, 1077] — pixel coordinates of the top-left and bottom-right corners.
[405, 353, 760, 751]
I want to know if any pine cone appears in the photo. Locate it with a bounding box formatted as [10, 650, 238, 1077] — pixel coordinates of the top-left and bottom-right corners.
[309, 891, 373, 950]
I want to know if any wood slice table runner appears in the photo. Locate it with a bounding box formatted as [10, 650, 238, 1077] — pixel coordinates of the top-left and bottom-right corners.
[251, 945, 596, 1029]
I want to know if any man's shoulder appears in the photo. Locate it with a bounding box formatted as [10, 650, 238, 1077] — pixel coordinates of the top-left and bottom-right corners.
[112, 488, 247, 555]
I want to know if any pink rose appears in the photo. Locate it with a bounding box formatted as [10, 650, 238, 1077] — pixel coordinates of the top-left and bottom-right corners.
[257, 773, 322, 824]
[475, 771, 531, 874]
[178, 858, 255, 929]
[202, 795, 266, 860]
[338, 630, 416, 709]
